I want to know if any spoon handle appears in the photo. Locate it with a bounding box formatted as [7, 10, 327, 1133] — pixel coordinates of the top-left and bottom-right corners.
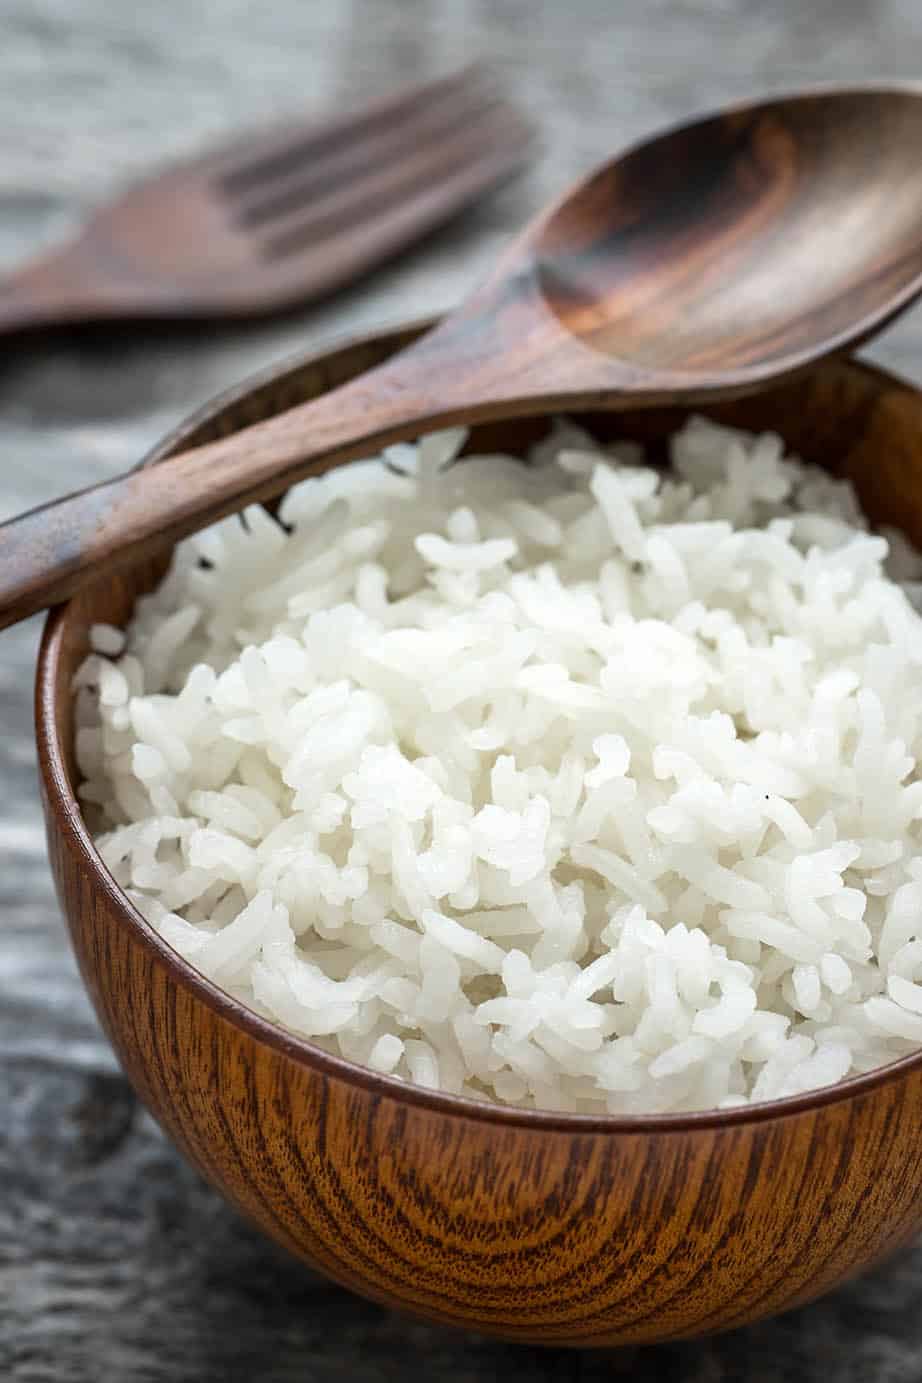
[0, 321, 507, 631]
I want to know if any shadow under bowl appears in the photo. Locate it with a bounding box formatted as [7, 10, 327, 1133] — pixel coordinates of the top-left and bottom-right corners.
[35, 317, 922, 1346]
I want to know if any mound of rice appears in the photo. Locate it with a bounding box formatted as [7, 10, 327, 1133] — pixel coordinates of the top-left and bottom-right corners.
[75, 416, 922, 1113]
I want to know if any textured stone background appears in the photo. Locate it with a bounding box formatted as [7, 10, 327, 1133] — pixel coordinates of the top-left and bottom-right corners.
[2, 1, 922, 1379]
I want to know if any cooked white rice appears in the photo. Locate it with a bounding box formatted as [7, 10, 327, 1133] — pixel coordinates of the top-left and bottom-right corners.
[75, 416, 922, 1113]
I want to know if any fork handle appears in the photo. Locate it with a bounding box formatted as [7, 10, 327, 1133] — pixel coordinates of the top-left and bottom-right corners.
[0, 249, 114, 334]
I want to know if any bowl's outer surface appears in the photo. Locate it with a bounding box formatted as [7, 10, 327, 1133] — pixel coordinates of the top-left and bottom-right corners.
[36, 320, 922, 1346]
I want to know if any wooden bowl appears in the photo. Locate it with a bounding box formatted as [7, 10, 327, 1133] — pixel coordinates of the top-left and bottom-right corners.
[35, 320, 922, 1347]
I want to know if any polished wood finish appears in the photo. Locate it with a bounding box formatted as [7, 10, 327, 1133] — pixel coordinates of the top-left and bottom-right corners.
[0, 67, 531, 333]
[35, 321, 922, 1347]
[6, 86, 922, 632]
[536, 89, 922, 373]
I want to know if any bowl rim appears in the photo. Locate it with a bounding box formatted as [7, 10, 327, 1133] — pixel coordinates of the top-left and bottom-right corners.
[36, 315, 922, 1136]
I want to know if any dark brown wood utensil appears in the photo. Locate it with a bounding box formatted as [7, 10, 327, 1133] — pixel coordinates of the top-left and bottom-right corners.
[0, 67, 532, 333]
[5, 86, 922, 630]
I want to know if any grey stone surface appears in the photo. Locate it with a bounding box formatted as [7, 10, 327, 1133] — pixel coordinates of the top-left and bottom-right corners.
[2, 1, 922, 1378]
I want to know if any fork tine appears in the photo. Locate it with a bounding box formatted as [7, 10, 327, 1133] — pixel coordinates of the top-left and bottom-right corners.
[230, 94, 525, 232]
[229, 84, 515, 230]
[261, 106, 534, 268]
[213, 66, 496, 198]
[260, 112, 532, 264]
[264, 139, 532, 296]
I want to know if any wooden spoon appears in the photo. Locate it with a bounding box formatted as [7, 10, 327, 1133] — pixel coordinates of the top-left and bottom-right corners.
[5, 85, 922, 631]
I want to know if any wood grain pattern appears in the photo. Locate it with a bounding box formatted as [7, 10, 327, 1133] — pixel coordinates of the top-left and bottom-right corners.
[0, 67, 531, 335]
[537, 89, 922, 372]
[34, 322, 922, 1347]
[8, 86, 922, 632]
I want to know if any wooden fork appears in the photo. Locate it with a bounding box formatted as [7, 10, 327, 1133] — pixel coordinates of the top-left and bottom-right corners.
[0, 67, 533, 335]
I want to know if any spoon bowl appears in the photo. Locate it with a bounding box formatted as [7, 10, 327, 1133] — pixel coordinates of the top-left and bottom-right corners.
[533, 87, 922, 380]
[36, 319, 922, 1345]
